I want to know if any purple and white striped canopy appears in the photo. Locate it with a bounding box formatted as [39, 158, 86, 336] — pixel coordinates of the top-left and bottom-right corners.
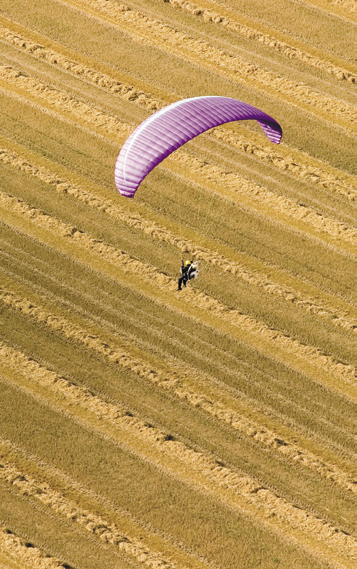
[115, 96, 282, 198]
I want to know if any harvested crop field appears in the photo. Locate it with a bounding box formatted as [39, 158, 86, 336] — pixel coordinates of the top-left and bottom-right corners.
[0, 0, 355, 567]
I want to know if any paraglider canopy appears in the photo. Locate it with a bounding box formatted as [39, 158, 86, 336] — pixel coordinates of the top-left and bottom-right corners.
[115, 96, 282, 198]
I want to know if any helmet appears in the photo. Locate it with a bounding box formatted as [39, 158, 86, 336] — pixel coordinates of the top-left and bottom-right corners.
[185, 260, 191, 266]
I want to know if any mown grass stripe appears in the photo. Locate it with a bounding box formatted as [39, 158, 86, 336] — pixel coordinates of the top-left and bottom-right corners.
[0, 71, 355, 252]
[1, 44, 353, 200]
[0, 17, 165, 112]
[167, 151, 356, 249]
[294, 0, 356, 22]
[0, 441, 209, 569]
[0, 356, 355, 568]
[0, 450, 188, 569]
[0, 188, 354, 395]
[153, 0, 356, 82]
[1, 134, 355, 333]
[56, 0, 356, 131]
[2, 238, 356, 487]
[0, 66, 132, 143]
[1, 338, 355, 494]
[207, 127, 356, 202]
[0, 526, 65, 569]
[2, 269, 357, 498]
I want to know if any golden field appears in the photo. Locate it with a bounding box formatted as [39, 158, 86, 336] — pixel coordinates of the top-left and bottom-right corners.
[0, 0, 355, 567]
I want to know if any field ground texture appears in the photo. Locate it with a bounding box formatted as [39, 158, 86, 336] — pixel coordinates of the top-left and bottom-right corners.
[0, 0, 355, 567]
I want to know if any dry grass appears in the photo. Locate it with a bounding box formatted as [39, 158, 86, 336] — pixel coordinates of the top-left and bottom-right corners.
[0, 0, 356, 567]
[155, 0, 356, 82]
[54, 0, 355, 129]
